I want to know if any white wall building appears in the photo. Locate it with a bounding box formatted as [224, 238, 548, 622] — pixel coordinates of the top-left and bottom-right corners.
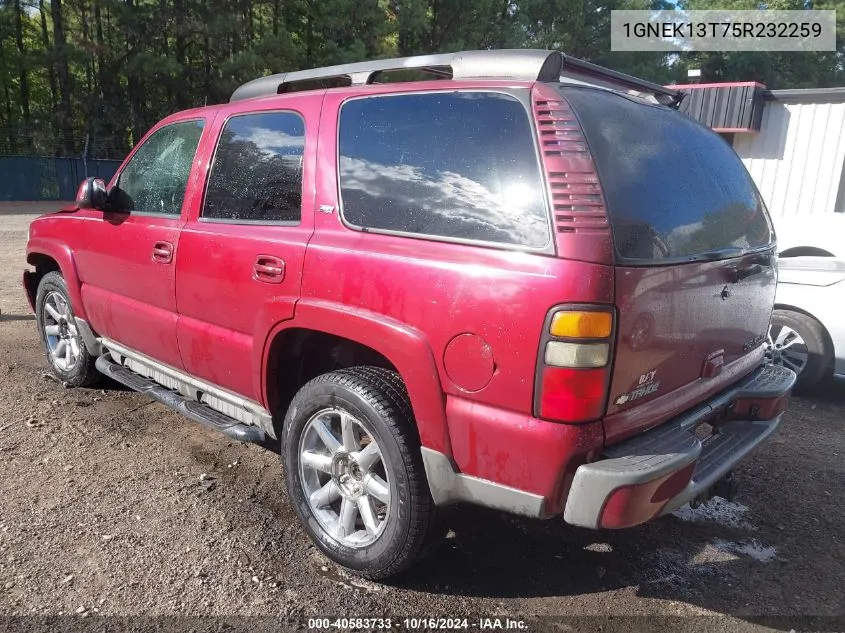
[733, 88, 845, 225]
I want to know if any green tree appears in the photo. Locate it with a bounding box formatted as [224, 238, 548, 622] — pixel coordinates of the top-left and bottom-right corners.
[0, 0, 842, 159]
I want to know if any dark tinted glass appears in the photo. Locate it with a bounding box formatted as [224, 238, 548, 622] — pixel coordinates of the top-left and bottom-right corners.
[562, 87, 774, 263]
[203, 112, 304, 222]
[338, 92, 550, 248]
[116, 120, 204, 215]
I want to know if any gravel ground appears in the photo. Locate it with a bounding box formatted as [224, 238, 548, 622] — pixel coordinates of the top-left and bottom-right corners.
[1, 203, 843, 632]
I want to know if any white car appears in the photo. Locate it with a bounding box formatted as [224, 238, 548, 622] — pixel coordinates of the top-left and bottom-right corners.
[769, 215, 845, 391]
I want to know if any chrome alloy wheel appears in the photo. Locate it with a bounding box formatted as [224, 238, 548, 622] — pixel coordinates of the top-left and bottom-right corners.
[42, 291, 81, 372]
[765, 323, 809, 375]
[298, 408, 391, 548]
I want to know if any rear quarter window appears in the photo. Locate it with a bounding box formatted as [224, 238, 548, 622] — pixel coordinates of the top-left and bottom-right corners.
[338, 91, 551, 249]
[562, 86, 774, 263]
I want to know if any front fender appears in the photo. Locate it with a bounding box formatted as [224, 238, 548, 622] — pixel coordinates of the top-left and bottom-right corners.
[26, 237, 86, 320]
[260, 298, 450, 455]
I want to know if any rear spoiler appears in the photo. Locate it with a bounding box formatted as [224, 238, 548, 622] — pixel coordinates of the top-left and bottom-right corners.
[557, 55, 685, 109]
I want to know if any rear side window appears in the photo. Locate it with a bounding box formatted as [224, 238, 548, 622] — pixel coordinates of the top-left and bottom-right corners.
[203, 111, 304, 223]
[338, 92, 550, 249]
[562, 87, 774, 263]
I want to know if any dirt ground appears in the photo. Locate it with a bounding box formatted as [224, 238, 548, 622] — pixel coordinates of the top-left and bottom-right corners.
[0, 203, 843, 632]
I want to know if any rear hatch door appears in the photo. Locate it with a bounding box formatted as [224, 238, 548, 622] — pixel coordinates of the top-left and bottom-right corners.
[561, 86, 777, 443]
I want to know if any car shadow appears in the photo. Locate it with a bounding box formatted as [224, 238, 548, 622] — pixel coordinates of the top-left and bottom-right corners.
[394, 506, 721, 597]
[386, 502, 829, 627]
[189, 382, 842, 629]
[802, 376, 845, 405]
[90, 375, 134, 393]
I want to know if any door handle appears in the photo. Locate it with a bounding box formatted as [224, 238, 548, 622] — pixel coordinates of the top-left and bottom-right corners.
[253, 255, 285, 284]
[152, 241, 174, 264]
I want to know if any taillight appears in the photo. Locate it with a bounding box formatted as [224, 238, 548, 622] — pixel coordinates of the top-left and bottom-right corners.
[534, 306, 615, 423]
[549, 311, 612, 339]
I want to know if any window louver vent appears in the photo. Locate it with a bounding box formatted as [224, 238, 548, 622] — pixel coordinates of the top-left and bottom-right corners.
[533, 97, 609, 235]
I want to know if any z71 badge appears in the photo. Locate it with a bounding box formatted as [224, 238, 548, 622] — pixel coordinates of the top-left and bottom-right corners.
[614, 370, 661, 406]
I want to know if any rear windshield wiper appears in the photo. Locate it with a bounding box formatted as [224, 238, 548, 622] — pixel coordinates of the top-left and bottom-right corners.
[690, 246, 747, 262]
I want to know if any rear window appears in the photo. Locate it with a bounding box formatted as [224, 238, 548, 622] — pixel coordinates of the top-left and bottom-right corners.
[562, 87, 774, 264]
[338, 91, 550, 249]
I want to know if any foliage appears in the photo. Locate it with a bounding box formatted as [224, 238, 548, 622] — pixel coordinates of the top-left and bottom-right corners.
[0, 0, 843, 158]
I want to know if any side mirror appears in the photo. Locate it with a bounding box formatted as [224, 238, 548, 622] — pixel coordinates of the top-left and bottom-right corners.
[75, 177, 108, 210]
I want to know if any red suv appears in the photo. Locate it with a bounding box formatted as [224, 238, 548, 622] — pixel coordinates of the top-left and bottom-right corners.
[23, 50, 794, 579]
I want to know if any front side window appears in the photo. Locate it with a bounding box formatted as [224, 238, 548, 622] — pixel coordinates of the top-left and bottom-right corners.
[116, 120, 205, 215]
[338, 92, 550, 249]
[202, 111, 305, 223]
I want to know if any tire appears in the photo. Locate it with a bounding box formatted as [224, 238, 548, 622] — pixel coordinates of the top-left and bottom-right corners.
[282, 366, 444, 579]
[35, 271, 99, 387]
[767, 309, 831, 393]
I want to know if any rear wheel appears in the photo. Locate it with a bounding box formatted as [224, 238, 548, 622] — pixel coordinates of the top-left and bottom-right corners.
[766, 309, 831, 392]
[282, 366, 444, 579]
[35, 272, 99, 387]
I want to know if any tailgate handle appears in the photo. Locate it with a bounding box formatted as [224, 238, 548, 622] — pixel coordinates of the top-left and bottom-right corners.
[749, 251, 774, 265]
[732, 264, 764, 282]
[731, 250, 773, 282]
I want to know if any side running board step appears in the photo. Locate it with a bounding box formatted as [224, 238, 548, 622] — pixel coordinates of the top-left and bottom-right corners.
[95, 353, 267, 445]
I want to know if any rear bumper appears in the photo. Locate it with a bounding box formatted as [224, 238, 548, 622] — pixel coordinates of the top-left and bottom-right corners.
[564, 364, 795, 529]
[422, 363, 794, 523]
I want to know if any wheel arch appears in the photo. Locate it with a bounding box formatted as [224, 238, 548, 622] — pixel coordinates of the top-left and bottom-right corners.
[261, 299, 449, 455]
[25, 239, 85, 319]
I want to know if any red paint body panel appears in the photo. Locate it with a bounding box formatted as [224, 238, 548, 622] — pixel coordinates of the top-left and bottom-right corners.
[310, 86, 614, 421]
[74, 212, 185, 368]
[446, 395, 604, 515]
[270, 299, 451, 451]
[25, 109, 215, 370]
[531, 83, 614, 265]
[26, 234, 85, 318]
[174, 93, 321, 400]
[176, 223, 312, 398]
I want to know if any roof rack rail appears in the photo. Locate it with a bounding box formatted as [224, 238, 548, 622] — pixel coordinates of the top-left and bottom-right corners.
[230, 49, 685, 108]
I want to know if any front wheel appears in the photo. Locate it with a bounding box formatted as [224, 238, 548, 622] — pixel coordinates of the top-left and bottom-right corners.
[282, 367, 444, 579]
[766, 309, 831, 392]
[35, 271, 99, 387]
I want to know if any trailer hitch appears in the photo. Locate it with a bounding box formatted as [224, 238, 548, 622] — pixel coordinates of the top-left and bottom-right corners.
[689, 471, 739, 508]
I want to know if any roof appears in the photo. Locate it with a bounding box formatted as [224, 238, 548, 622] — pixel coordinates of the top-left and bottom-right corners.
[230, 49, 684, 107]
